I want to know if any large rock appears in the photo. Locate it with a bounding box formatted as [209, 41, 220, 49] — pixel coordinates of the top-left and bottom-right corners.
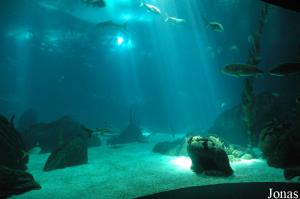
[107, 123, 146, 145]
[187, 136, 233, 176]
[0, 166, 41, 198]
[207, 92, 291, 146]
[22, 116, 101, 153]
[258, 119, 300, 168]
[43, 134, 88, 171]
[206, 106, 248, 145]
[153, 135, 256, 162]
[0, 115, 28, 170]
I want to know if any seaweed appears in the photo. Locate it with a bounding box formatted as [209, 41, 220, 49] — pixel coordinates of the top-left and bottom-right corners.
[242, 3, 270, 146]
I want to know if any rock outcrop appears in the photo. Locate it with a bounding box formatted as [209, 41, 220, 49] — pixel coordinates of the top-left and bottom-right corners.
[207, 92, 292, 146]
[258, 119, 300, 168]
[187, 136, 233, 176]
[0, 166, 41, 198]
[22, 116, 101, 153]
[107, 123, 146, 145]
[152, 135, 255, 162]
[43, 134, 88, 171]
[0, 115, 28, 170]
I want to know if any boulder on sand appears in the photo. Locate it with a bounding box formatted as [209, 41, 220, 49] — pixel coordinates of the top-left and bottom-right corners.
[187, 136, 233, 176]
[0, 114, 28, 170]
[0, 166, 41, 198]
[22, 116, 101, 153]
[43, 134, 89, 171]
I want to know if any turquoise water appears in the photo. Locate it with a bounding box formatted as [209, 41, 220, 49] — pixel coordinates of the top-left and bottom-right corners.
[1, 0, 299, 131]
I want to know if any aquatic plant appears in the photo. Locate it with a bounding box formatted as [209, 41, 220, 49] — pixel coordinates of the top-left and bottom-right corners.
[242, 3, 270, 146]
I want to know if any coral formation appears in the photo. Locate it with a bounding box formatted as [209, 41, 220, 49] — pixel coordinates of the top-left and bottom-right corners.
[153, 135, 255, 163]
[187, 136, 233, 176]
[241, 4, 270, 146]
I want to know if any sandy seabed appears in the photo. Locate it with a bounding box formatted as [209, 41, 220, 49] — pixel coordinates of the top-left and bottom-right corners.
[13, 134, 288, 199]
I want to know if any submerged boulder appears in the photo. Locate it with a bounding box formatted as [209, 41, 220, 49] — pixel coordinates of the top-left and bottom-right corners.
[152, 135, 255, 163]
[22, 116, 101, 153]
[0, 166, 41, 198]
[0, 115, 28, 170]
[207, 92, 293, 146]
[258, 119, 300, 168]
[43, 134, 88, 171]
[206, 105, 248, 146]
[187, 136, 233, 176]
[107, 123, 146, 145]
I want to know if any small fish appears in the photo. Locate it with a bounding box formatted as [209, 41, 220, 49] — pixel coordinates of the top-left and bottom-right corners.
[272, 92, 280, 97]
[165, 14, 186, 24]
[269, 62, 300, 76]
[81, 126, 118, 137]
[140, 1, 162, 16]
[222, 63, 264, 77]
[95, 128, 114, 135]
[201, 15, 224, 32]
[207, 21, 224, 32]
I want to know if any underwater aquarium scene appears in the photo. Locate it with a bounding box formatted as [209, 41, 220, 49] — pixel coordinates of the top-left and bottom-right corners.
[1, 0, 300, 198]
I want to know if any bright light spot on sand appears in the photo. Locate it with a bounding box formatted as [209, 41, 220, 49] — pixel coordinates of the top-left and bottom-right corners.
[238, 159, 261, 165]
[171, 156, 191, 170]
[231, 159, 263, 169]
